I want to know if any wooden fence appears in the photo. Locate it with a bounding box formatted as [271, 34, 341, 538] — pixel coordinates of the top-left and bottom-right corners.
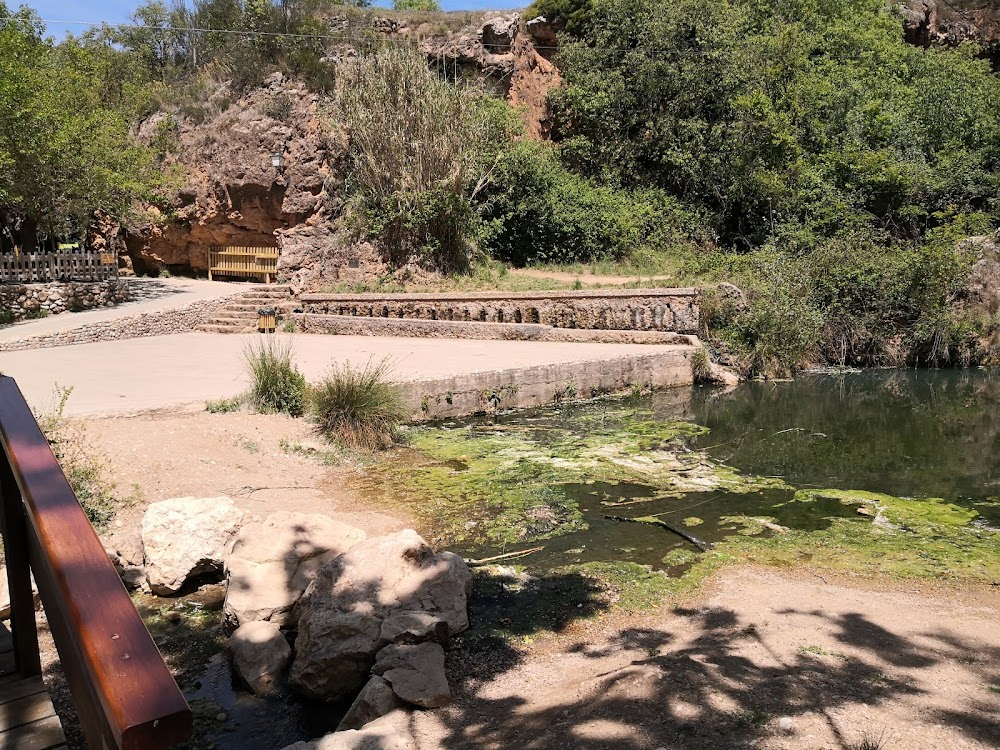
[0, 250, 118, 284]
[208, 246, 279, 283]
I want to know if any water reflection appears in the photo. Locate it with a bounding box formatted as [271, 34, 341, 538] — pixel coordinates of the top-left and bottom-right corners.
[690, 369, 1000, 504]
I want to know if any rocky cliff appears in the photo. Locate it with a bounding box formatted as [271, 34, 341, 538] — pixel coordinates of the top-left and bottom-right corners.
[900, 0, 1000, 50]
[123, 11, 560, 289]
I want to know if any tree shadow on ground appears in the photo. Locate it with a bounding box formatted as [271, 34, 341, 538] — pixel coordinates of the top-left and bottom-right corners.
[435, 599, 1000, 750]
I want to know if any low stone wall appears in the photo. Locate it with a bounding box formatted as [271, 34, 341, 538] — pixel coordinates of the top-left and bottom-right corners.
[0, 297, 233, 352]
[399, 346, 697, 421]
[293, 313, 695, 345]
[1, 281, 129, 320]
[299, 288, 699, 334]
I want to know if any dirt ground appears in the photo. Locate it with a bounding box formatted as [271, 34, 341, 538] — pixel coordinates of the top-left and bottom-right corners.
[82, 410, 408, 537]
[75, 411, 1000, 750]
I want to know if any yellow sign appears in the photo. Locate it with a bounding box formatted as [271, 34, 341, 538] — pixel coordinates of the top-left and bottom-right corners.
[99, 253, 116, 265]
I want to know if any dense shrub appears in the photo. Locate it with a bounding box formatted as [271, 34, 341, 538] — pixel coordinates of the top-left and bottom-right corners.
[477, 141, 694, 265]
[336, 48, 510, 271]
[242, 336, 307, 416]
[549, 0, 1000, 249]
[695, 217, 992, 376]
[309, 359, 408, 450]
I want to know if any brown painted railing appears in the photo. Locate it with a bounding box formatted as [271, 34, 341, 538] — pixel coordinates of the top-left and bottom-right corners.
[0, 376, 191, 749]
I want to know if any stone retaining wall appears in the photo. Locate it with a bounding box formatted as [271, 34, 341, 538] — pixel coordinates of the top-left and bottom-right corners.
[0, 297, 233, 352]
[299, 288, 699, 334]
[1, 281, 129, 320]
[400, 347, 697, 421]
[294, 313, 695, 345]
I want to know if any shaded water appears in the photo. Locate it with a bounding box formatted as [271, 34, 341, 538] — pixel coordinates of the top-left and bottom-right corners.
[445, 369, 1000, 571]
[691, 369, 1000, 508]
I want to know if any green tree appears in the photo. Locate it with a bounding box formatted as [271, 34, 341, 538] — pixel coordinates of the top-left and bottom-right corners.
[393, 0, 441, 10]
[0, 6, 155, 250]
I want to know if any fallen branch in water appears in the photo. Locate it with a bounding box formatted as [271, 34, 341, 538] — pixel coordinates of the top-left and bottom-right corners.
[604, 515, 713, 551]
[467, 546, 545, 566]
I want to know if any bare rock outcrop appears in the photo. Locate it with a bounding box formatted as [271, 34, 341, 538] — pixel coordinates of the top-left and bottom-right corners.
[899, 0, 1000, 48]
[289, 529, 472, 701]
[141, 496, 244, 595]
[223, 511, 367, 629]
[126, 74, 346, 276]
[228, 620, 292, 696]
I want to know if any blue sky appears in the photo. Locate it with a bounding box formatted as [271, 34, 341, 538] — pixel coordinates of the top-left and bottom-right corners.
[19, 0, 524, 35]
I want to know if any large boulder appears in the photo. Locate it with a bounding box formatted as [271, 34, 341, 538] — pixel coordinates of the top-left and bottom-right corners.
[280, 710, 416, 750]
[372, 642, 450, 709]
[141, 496, 244, 596]
[228, 621, 292, 696]
[289, 530, 471, 701]
[223, 512, 367, 629]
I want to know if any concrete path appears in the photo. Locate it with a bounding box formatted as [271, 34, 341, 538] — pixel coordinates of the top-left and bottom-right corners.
[0, 332, 692, 417]
[0, 278, 246, 343]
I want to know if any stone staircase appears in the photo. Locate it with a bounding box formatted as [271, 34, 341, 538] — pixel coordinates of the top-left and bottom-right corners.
[196, 285, 296, 333]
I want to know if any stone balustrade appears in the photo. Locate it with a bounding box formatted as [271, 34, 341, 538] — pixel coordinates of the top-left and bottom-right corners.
[298, 288, 699, 334]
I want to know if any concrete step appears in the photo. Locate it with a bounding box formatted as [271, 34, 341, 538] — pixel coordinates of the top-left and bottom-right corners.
[195, 323, 246, 334]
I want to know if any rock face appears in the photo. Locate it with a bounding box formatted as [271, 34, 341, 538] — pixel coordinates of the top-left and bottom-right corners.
[223, 511, 367, 629]
[141, 496, 244, 596]
[900, 0, 1000, 48]
[280, 710, 416, 750]
[126, 73, 346, 276]
[126, 12, 563, 285]
[372, 642, 450, 709]
[289, 529, 472, 701]
[228, 620, 292, 696]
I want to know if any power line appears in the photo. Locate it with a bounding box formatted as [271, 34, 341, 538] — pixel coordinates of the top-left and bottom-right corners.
[0, 14, 719, 55]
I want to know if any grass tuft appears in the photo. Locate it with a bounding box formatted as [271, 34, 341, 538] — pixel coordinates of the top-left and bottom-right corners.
[309, 358, 408, 451]
[242, 336, 307, 417]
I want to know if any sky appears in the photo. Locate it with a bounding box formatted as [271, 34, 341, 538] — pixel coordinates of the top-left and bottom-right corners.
[17, 0, 525, 35]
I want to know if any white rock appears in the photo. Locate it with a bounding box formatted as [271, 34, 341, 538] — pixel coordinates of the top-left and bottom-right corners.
[372, 642, 451, 709]
[228, 620, 291, 696]
[336, 676, 402, 731]
[290, 529, 471, 701]
[141, 496, 244, 595]
[778, 716, 796, 733]
[223, 511, 366, 629]
[280, 710, 416, 750]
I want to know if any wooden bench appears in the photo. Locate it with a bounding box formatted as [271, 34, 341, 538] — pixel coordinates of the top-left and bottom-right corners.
[208, 247, 278, 283]
[0, 376, 191, 750]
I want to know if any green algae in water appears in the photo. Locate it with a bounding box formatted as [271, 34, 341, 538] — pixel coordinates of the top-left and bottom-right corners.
[357, 406, 790, 553]
[358, 379, 1000, 615]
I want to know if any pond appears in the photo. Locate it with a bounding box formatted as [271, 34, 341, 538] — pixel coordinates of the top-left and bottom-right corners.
[360, 369, 1000, 576]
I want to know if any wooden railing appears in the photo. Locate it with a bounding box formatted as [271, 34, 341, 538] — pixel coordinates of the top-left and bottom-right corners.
[0, 250, 119, 284]
[208, 246, 278, 283]
[0, 377, 191, 749]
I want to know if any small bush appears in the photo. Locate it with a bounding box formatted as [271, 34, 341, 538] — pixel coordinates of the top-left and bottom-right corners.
[242, 337, 307, 416]
[309, 358, 408, 450]
[263, 93, 293, 121]
[36, 386, 119, 529]
[206, 396, 242, 413]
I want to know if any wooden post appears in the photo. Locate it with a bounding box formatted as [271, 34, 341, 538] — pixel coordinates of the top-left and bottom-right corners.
[0, 457, 41, 677]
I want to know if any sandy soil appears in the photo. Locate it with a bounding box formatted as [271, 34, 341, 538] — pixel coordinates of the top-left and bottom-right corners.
[417, 568, 1000, 750]
[82, 410, 408, 537]
[508, 268, 676, 287]
[71, 411, 1000, 750]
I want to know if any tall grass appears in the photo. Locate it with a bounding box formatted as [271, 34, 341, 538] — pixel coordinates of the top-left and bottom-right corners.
[242, 336, 307, 416]
[309, 358, 408, 450]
